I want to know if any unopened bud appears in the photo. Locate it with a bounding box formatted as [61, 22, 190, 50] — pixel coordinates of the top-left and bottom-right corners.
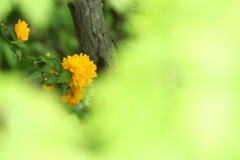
[54, 72, 59, 76]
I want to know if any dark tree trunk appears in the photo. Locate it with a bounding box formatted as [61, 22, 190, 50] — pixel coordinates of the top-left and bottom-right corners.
[68, 0, 116, 71]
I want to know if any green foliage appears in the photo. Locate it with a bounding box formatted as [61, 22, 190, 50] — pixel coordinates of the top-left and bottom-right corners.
[9, 43, 17, 53]
[16, 40, 29, 49]
[24, 68, 43, 83]
[42, 64, 51, 73]
[8, 28, 17, 41]
[45, 76, 59, 85]
[52, 51, 63, 72]
[57, 71, 72, 84]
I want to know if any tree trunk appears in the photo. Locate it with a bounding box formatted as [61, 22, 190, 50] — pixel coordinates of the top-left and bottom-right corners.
[68, 0, 116, 71]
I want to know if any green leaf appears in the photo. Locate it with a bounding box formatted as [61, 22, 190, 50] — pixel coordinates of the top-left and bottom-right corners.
[42, 64, 51, 73]
[16, 49, 22, 57]
[13, 49, 22, 62]
[40, 56, 47, 63]
[12, 54, 18, 62]
[47, 58, 55, 63]
[26, 67, 38, 77]
[57, 71, 72, 84]
[24, 69, 43, 83]
[60, 83, 70, 93]
[39, 56, 55, 64]
[26, 55, 37, 61]
[16, 40, 29, 49]
[26, 55, 37, 60]
[8, 29, 17, 41]
[45, 76, 59, 85]
[9, 43, 17, 53]
[53, 51, 63, 72]
[53, 61, 61, 72]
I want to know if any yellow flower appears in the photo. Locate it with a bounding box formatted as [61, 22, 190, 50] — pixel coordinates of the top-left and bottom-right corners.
[61, 87, 86, 107]
[15, 19, 30, 42]
[46, 53, 50, 57]
[62, 53, 97, 87]
[42, 84, 56, 93]
[50, 69, 57, 77]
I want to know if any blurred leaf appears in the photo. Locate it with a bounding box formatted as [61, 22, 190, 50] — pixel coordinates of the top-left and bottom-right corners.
[26, 67, 38, 76]
[57, 71, 71, 84]
[53, 61, 62, 72]
[40, 56, 47, 62]
[8, 29, 17, 41]
[46, 58, 56, 63]
[58, 82, 69, 93]
[40, 56, 55, 64]
[9, 43, 17, 53]
[13, 49, 22, 61]
[42, 64, 51, 73]
[16, 49, 21, 57]
[12, 54, 18, 62]
[53, 51, 63, 71]
[42, 64, 59, 85]
[26, 55, 37, 61]
[16, 40, 29, 49]
[45, 76, 59, 85]
[0, 39, 17, 68]
[24, 69, 43, 83]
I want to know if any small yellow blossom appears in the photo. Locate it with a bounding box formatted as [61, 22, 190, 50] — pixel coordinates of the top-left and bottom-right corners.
[46, 53, 50, 57]
[50, 69, 57, 76]
[15, 19, 30, 42]
[62, 53, 97, 88]
[61, 87, 86, 107]
[50, 69, 55, 73]
[42, 84, 56, 93]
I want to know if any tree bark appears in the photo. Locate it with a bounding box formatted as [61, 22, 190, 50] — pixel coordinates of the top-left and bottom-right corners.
[68, 0, 116, 71]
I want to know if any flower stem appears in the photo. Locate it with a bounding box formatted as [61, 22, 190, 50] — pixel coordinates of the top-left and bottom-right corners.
[1, 23, 10, 43]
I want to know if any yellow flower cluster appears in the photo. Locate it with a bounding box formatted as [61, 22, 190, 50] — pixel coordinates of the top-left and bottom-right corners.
[15, 19, 30, 42]
[61, 53, 97, 107]
[62, 54, 97, 87]
[61, 87, 86, 107]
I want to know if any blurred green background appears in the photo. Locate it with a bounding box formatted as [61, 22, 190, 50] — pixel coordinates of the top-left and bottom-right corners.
[1, 0, 240, 160]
